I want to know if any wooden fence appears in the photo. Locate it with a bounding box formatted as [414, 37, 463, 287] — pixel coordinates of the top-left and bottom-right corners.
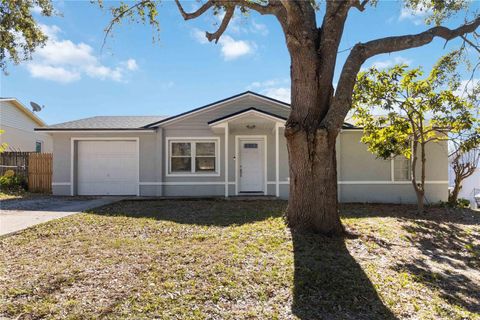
[0, 152, 52, 193]
[0, 152, 29, 178]
[28, 153, 53, 193]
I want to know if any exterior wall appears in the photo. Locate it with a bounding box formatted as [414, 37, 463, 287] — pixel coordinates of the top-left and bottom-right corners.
[338, 130, 449, 203]
[158, 95, 291, 197]
[50, 132, 158, 195]
[456, 169, 480, 209]
[0, 101, 52, 152]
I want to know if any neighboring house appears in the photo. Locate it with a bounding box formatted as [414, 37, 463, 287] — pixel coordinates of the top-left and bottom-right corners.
[449, 151, 480, 209]
[36, 91, 449, 202]
[0, 98, 52, 152]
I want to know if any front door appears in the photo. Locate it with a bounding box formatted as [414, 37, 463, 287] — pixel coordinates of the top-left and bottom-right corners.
[239, 138, 264, 193]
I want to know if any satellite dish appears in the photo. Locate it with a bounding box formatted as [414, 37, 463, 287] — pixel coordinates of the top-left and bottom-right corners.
[30, 101, 44, 112]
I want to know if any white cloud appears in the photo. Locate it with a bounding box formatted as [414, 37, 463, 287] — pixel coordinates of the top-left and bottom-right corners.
[250, 20, 268, 36]
[39, 24, 61, 39]
[218, 35, 254, 60]
[455, 78, 479, 98]
[26, 64, 80, 83]
[369, 56, 412, 69]
[31, 5, 43, 14]
[125, 59, 138, 71]
[26, 24, 138, 83]
[262, 87, 291, 102]
[192, 28, 254, 61]
[247, 78, 291, 102]
[191, 28, 209, 44]
[399, 5, 432, 25]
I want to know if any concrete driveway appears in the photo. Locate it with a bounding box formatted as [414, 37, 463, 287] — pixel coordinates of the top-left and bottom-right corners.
[0, 196, 124, 236]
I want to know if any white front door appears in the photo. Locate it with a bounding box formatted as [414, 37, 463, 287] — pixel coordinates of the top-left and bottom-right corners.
[239, 138, 264, 193]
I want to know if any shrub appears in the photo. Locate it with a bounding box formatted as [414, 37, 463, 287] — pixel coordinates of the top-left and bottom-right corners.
[441, 198, 470, 209]
[0, 172, 27, 192]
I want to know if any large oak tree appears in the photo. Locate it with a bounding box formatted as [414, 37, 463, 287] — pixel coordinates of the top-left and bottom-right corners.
[2, 0, 479, 235]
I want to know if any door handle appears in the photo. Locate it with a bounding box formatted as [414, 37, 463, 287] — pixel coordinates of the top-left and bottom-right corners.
[240, 166, 242, 177]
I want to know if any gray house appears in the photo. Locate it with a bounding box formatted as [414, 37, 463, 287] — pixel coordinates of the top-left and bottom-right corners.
[36, 91, 449, 203]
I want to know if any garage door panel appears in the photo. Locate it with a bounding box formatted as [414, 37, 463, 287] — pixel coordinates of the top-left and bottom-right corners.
[77, 141, 138, 195]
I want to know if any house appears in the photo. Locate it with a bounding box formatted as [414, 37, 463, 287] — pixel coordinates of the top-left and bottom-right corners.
[36, 91, 449, 202]
[0, 98, 52, 152]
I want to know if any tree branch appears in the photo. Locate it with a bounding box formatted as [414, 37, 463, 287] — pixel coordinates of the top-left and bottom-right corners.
[351, 0, 369, 12]
[325, 16, 480, 131]
[174, 0, 214, 20]
[102, 0, 151, 50]
[461, 35, 480, 54]
[206, 5, 234, 43]
[174, 0, 283, 43]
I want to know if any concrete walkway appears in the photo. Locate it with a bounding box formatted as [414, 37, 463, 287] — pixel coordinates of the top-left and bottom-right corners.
[0, 197, 124, 236]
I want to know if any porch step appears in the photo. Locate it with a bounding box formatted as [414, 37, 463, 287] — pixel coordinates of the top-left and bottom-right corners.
[227, 195, 279, 201]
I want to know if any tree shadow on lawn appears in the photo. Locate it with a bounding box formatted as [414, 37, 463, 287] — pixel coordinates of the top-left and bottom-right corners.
[91, 199, 288, 226]
[292, 231, 396, 320]
[341, 203, 480, 226]
[395, 219, 480, 314]
[93, 200, 396, 319]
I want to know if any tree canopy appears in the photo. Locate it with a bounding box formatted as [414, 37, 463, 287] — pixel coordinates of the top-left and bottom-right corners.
[353, 51, 479, 211]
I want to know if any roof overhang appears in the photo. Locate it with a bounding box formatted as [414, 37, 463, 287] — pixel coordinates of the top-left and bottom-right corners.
[208, 107, 286, 127]
[0, 98, 46, 126]
[145, 91, 290, 128]
[208, 108, 286, 134]
[34, 128, 156, 133]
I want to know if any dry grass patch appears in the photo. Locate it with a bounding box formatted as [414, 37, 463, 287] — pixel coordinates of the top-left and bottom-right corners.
[1, 200, 479, 319]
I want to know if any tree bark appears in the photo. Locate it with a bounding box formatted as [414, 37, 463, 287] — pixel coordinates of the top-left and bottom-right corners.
[411, 139, 425, 213]
[283, 36, 344, 235]
[449, 181, 462, 204]
[286, 127, 344, 235]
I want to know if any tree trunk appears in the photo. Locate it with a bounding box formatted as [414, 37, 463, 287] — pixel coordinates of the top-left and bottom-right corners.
[415, 188, 425, 213]
[281, 12, 345, 235]
[285, 127, 344, 235]
[449, 180, 462, 204]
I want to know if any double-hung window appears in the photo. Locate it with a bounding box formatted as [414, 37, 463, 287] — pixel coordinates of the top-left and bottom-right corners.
[393, 156, 411, 181]
[169, 139, 218, 175]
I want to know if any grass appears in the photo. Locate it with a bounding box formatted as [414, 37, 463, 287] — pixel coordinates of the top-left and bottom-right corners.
[1, 200, 479, 319]
[0, 190, 27, 200]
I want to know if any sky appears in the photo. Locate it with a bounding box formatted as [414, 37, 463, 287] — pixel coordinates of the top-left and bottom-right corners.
[1, 0, 479, 125]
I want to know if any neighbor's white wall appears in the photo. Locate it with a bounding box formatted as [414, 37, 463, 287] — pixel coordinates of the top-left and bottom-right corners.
[0, 101, 52, 152]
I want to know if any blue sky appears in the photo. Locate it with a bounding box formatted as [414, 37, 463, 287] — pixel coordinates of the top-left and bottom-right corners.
[1, 1, 478, 125]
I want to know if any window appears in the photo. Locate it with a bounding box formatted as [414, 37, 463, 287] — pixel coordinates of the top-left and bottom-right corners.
[35, 141, 43, 153]
[169, 139, 218, 175]
[394, 156, 411, 181]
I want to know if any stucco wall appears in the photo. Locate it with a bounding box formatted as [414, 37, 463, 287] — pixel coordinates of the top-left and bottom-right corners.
[50, 132, 158, 195]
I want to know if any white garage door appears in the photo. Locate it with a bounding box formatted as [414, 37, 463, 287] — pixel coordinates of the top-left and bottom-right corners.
[77, 140, 138, 195]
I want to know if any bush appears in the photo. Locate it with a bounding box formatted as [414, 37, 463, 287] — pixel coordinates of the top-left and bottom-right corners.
[0, 171, 27, 192]
[441, 198, 470, 209]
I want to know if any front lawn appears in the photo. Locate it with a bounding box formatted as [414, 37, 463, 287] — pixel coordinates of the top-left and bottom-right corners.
[1, 200, 479, 319]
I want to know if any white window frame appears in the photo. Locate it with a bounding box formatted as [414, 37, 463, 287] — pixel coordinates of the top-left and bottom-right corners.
[166, 137, 220, 177]
[392, 156, 411, 182]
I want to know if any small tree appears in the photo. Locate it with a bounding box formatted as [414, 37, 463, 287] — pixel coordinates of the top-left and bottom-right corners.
[449, 137, 480, 205]
[353, 53, 478, 212]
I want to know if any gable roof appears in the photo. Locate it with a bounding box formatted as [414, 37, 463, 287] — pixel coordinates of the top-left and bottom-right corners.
[0, 98, 47, 126]
[144, 91, 290, 128]
[36, 116, 165, 131]
[208, 107, 288, 126]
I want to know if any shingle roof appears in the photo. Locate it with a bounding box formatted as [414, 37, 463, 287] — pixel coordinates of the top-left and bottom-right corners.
[38, 116, 166, 130]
